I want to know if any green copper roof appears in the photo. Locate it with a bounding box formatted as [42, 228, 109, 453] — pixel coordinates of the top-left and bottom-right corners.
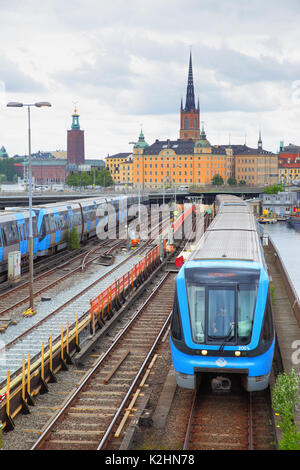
[194, 125, 211, 148]
[71, 108, 80, 130]
[0, 146, 9, 157]
[134, 129, 149, 149]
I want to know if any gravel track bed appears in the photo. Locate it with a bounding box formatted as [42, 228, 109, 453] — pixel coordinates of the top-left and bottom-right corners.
[2, 267, 168, 450]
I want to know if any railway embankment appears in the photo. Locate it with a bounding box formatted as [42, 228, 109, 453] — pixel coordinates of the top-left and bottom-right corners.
[264, 236, 300, 441]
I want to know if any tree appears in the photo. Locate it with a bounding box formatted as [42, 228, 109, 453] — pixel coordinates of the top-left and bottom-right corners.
[212, 174, 224, 185]
[65, 168, 113, 188]
[239, 180, 246, 185]
[0, 158, 18, 182]
[264, 184, 283, 194]
[66, 172, 80, 187]
[227, 177, 237, 186]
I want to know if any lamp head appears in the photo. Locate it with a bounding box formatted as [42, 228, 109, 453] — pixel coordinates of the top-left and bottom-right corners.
[35, 102, 51, 107]
[7, 102, 23, 107]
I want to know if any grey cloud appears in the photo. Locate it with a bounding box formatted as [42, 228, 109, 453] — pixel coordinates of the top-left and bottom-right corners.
[0, 54, 45, 93]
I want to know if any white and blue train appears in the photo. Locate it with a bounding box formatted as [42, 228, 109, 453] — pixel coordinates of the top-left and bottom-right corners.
[170, 194, 275, 392]
[0, 194, 147, 280]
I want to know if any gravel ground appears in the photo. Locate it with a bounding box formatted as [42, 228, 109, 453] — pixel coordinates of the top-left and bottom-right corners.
[0, 247, 152, 384]
[1, 265, 169, 450]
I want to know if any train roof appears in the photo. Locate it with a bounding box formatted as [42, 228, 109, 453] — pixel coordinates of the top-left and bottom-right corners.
[217, 204, 252, 215]
[215, 194, 245, 205]
[189, 195, 262, 263]
[0, 210, 35, 222]
[208, 211, 256, 231]
[190, 230, 261, 263]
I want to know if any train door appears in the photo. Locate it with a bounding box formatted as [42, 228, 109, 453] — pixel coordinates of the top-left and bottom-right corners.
[53, 211, 60, 243]
[67, 205, 73, 230]
[0, 229, 3, 262]
[17, 220, 27, 255]
[85, 205, 91, 233]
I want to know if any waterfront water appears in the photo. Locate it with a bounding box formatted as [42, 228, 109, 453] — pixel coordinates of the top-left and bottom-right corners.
[264, 221, 300, 298]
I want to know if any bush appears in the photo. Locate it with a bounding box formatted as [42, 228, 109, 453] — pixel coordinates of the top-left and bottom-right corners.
[227, 177, 237, 186]
[272, 369, 300, 449]
[68, 226, 80, 250]
[264, 184, 283, 194]
[212, 174, 224, 185]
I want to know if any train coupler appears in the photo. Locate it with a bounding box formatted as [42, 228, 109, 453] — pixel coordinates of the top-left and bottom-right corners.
[211, 376, 231, 393]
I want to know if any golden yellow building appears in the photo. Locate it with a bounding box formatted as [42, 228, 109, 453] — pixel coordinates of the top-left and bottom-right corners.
[233, 142, 278, 186]
[132, 127, 230, 190]
[119, 158, 133, 184]
[105, 152, 132, 184]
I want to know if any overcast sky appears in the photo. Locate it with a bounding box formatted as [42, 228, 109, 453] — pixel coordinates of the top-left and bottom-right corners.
[1, 0, 300, 159]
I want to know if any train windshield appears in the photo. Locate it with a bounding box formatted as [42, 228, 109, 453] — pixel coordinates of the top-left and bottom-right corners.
[185, 268, 260, 345]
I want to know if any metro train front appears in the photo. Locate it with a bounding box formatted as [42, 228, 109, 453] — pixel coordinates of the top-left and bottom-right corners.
[170, 195, 275, 392]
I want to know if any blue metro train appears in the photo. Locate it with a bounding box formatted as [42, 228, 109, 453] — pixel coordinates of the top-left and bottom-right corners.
[0, 194, 146, 280]
[170, 194, 275, 392]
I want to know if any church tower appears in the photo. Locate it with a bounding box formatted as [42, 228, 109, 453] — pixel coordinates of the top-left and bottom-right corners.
[67, 107, 85, 166]
[180, 52, 200, 141]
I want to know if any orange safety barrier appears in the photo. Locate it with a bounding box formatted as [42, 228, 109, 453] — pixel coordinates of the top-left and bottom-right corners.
[173, 205, 194, 235]
[90, 245, 161, 319]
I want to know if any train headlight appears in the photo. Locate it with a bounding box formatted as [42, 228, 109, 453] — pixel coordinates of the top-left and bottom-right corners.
[235, 351, 241, 357]
[201, 350, 207, 356]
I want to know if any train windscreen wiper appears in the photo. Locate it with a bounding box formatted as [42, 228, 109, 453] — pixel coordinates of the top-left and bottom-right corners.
[219, 325, 235, 351]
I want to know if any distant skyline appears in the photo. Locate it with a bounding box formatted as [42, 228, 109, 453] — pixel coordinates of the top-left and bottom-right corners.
[1, 0, 300, 158]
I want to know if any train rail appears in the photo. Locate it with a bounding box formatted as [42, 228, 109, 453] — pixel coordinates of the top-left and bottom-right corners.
[31, 272, 175, 450]
[0, 237, 158, 382]
[0, 207, 195, 435]
[0, 239, 123, 318]
[183, 380, 276, 450]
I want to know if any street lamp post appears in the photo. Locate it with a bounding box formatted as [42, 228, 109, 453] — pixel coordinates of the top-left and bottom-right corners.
[129, 142, 141, 229]
[7, 101, 51, 310]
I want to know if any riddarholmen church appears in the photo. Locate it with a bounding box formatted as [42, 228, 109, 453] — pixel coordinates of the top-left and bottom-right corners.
[106, 53, 278, 189]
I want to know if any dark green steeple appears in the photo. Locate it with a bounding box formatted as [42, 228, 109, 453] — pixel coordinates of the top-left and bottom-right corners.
[134, 129, 149, 149]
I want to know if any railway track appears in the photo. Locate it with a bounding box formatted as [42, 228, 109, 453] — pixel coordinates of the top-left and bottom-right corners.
[0, 237, 159, 383]
[0, 212, 171, 319]
[0, 239, 122, 318]
[183, 378, 276, 450]
[31, 272, 176, 450]
[0, 210, 175, 383]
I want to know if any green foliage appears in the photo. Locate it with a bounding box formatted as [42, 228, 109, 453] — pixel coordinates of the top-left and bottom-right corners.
[0, 158, 18, 182]
[239, 180, 246, 185]
[270, 283, 276, 304]
[227, 177, 237, 186]
[212, 174, 224, 185]
[264, 184, 283, 194]
[68, 226, 80, 250]
[278, 423, 300, 450]
[66, 169, 113, 188]
[272, 369, 300, 449]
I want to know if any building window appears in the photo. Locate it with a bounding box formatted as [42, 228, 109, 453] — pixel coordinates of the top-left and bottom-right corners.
[184, 117, 189, 129]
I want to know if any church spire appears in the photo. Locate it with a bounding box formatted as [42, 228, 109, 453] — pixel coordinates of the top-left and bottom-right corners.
[179, 52, 200, 141]
[185, 51, 196, 111]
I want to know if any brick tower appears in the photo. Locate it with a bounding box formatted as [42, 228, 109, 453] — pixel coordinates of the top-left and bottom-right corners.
[180, 52, 200, 141]
[67, 107, 85, 166]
